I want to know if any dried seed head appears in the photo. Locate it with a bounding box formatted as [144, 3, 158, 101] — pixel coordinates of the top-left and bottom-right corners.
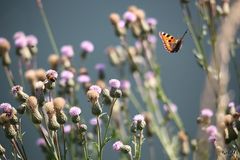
[25, 69, 36, 82]
[79, 67, 88, 75]
[135, 9, 145, 20]
[128, 5, 138, 13]
[0, 38, 11, 54]
[34, 81, 45, 90]
[96, 80, 106, 89]
[178, 130, 188, 142]
[109, 13, 120, 25]
[43, 102, 55, 117]
[46, 69, 58, 82]
[87, 90, 99, 104]
[4, 124, 17, 139]
[35, 68, 46, 81]
[0, 113, 10, 125]
[27, 96, 38, 111]
[48, 54, 59, 69]
[48, 115, 60, 131]
[53, 97, 66, 111]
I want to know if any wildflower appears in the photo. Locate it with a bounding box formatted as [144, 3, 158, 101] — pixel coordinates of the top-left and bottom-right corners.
[109, 12, 121, 25]
[109, 79, 122, 98]
[36, 138, 46, 147]
[69, 106, 81, 123]
[60, 70, 74, 86]
[118, 20, 126, 28]
[46, 69, 58, 82]
[34, 81, 45, 106]
[79, 124, 87, 133]
[89, 85, 102, 94]
[95, 63, 105, 79]
[63, 124, 72, 134]
[26, 96, 43, 124]
[146, 17, 157, 27]
[120, 80, 131, 97]
[15, 36, 27, 48]
[208, 135, 216, 143]
[77, 74, 91, 84]
[147, 35, 157, 44]
[26, 35, 38, 46]
[96, 80, 106, 89]
[121, 145, 132, 154]
[89, 117, 102, 126]
[44, 102, 60, 130]
[48, 54, 59, 70]
[206, 125, 218, 137]
[144, 71, 157, 88]
[123, 11, 137, 22]
[80, 40, 94, 54]
[13, 31, 25, 40]
[11, 85, 29, 102]
[113, 141, 123, 151]
[133, 114, 146, 130]
[15, 35, 32, 61]
[201, 108, 213, 118]
[61, 45, 74, 58]
[35, 68, 46, 81]
[0, 37, 11, 66]
[0, 103, 12, 113]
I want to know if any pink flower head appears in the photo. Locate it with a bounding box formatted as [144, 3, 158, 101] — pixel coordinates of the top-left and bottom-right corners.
[147, 35, 157, 44]
[26, 35, 38, 46]
[89, 85, 102, 94]
[60, 70, 74, 81]
[61, 45, 74, 58]
[80, 40, 94, 53]
[206, 125, 218, 137]
[15, 36, 27, 48]
[69, 106, 81, 116]
[147, 17, 158, 26]
[120, 80, 131, 90]
[64, 124, 72, 134]
[135, 41, 142, 50]
[46, 69, 58, 81]
[112, 141, 123, 151]
[77, 75, 91, 83]
[123, 11, 136, 22]
[11, 85, 23, 96]
[133, 114, 144, 123]
[0, 103, 12, 113]
[144, 71, 155, 80]
[228, 102, 235, 108]
[163, 103, 178, 113]
[201, 108, 213, 118]
[109, 79, 121, 89]
[118, 20, 126, 28]
[208, 135, 216, 143]
[95, 63, 105, 71]
[89, 117, 102, 126]
[36, 138, 46, 147]
[13, 31, 25, 40]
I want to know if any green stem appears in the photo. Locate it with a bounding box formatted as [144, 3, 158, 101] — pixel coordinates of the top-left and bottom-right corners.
[61, 125, 67, 160]
[3, 66, 14, 88]
[97, 116, 102, 160]
[36, 0, 59, 55]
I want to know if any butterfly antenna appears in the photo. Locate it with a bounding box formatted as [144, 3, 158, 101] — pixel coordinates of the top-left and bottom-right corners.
[180, 29, 188, 39]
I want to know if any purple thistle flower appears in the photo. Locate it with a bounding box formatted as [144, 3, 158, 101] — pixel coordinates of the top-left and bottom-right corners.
[133, 114, 144, 123]
[123, 11, 136, 22]
[61, 45, 74, 58]
[11, 85, 23, 96]
[144, 71, 155, 80]
[120, 80, 131, 90]
[26, 35, 38, 46]
[15, 36, 27, 48]
[69, 106, 81, 116]
[146, 17, 158, 26]
[60, 70, 74, 81]
[36, 138, 46, 147]
[206, 125, 218, 137]
[89, 117, 102, 126]
[89, 85, 102, 94]
[112, 141, 123, 151]
[95, 63, 105, 71]
[13, 31, 25, 40]
[80, 40, 94, 53]
[147, 35, 157, 44]
[163, 103, 178, 113]
[228, 102, 235, 108]
[77, 75, 91, 83]
[46, 69, 58, 81]
[201, 108, 213, 118]
[118, 20, 126, 28]
[0, 103, 12, 113]
[208, 135, 216, 143]
[64, 124, 72, 134]
[109, 79, 121, 89]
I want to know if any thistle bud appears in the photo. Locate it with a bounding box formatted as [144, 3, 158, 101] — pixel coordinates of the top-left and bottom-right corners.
[79, 124, 88, 133]
[69, 106, 81, 123]
[133, 114, 145, 130]
[17, 103, 27, 114]
[15, 36, 32, 61]
[102, 88, 112, 105]
[87, 90, 100, 105]
[11, 85, 29, 103]
[109, 13, 120, 25]
[109, 79, 122, 98]
[26, 35, 38, 55]
[91, 102, 103, 116]
[48, 54, 59, 70]
[26, 96, 42, 124]
[0, 37, 11, 66]
[35, 69, 46, 81]
[4, 123, 17, 139]
[45, 69, 58, 90]
[121, 145, 132, 154]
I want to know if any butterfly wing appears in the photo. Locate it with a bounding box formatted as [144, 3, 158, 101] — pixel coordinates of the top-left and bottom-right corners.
[159, 32, 182, 53]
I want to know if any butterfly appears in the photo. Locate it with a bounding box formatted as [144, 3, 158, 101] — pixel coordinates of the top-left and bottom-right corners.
[159, 30, 188, 53]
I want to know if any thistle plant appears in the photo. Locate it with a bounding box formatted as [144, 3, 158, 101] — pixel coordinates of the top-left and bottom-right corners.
[0, 1, 240, 160]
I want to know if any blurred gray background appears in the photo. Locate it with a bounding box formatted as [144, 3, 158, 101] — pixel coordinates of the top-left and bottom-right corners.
[0, 0, 238, 159]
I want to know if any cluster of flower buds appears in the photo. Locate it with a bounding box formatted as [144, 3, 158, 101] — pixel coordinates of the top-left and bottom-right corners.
[131, 114, 146, 133]
[0, 103, 18, 139]
[26, 96, 43, 124]
[69, 106, 81, 123]
[112, 141, 132, 154]
[53, 97, 67, 124]
[109, 79, 122, 98]
[87, 85, 102, 116]
[43, 102, 60, 130]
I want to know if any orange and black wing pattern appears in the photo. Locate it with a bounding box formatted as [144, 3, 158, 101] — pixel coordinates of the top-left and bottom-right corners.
[159, 32, 181, 53]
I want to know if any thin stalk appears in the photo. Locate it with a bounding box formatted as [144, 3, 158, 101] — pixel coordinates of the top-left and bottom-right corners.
[54, 131, 62, 160]
[128, 152, 133, 160]
[11, 139, 25, 160]
[61, 125, 67, 160]
[133, 135, 137, 158]
[97, 116, 102, 160]
[3, 66, 14, 88]
[148, 138, 155, 160]
[36, 0, 59, 55]
[83, 136, 89, 160]
[2, 154, 8, 160]
[18, 58, 25, 88]
[136, 130, 143, 160]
